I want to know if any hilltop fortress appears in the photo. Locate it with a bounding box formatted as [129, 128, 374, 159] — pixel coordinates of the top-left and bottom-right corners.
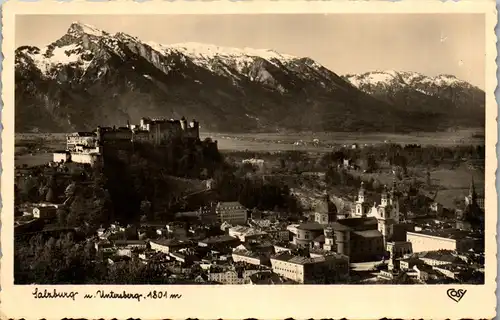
[53, 117, 206, 166]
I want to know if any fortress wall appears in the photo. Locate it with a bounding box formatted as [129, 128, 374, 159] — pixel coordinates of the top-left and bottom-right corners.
[184, 126, 199, 139]
[67, 136, 96, 150]
[102, 130, 132, 141]
[70, 153, 95, 165]
[132, 131, 153, 142]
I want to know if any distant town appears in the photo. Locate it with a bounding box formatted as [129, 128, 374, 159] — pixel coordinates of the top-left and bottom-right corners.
[14, 117, 485, 285]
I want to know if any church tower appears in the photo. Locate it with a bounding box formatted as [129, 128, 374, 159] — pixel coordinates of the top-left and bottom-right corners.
[389, 179, 400, 223]
[469, 176, 477, 203]
[354, 182, 367, 217]
[358, 182, 365, 203]
[380, 185, 388, 207]
[377, 185, 392, 244]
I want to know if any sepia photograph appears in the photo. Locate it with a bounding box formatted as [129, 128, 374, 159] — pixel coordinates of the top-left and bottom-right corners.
[13, 12, 488, 285]
[1, 1, 497, 319]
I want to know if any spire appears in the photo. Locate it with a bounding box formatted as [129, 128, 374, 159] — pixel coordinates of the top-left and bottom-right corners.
[381, 184, 388, 206]
[469, 176, 477, 201]
[358, 182, 365, 203]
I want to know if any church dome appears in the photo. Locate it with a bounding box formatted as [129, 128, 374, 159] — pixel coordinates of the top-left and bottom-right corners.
[315, 200, 329, 214]
[315, 194, 338, 224]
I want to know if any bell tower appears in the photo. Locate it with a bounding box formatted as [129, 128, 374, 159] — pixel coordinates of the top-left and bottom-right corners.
[380, 185, 388, 207]
[390, 179, 400, 223]
[358, 182, 365, 203]
[355, 182, 366, 217]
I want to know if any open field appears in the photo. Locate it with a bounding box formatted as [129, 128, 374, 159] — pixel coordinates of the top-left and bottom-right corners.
[15, 129, 485, 170]
[203, 128, 485, 152]
[431, 166, 485, 209]
[15, 133, 66, 167]
[347, 161, 484, 209]
[15, 153, 54, 167]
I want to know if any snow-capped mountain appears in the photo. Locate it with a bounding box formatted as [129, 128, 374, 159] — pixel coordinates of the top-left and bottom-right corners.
[15, 22, 484, 133]
[343, 70, 485, 128]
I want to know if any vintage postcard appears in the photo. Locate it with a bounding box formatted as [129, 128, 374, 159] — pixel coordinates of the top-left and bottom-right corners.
[1, 0, 497, 319]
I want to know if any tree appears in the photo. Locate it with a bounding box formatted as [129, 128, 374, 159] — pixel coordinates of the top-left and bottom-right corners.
[21, 176, 38, 202]
[366, 155, 378, 173]
[67, 194, 89, 227]
[45, 187, 56, 203]
[56, 208, 68, 226]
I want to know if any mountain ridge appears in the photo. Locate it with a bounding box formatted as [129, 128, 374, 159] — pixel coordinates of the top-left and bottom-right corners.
[15, 22, 485, 133]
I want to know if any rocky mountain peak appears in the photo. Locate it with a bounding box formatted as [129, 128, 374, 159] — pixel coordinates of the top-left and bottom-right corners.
[67, 21, 108, 38]
[14, 22, 485, 133]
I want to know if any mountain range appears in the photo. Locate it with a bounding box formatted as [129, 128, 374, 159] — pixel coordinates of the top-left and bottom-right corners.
[15, 22, 485, 133]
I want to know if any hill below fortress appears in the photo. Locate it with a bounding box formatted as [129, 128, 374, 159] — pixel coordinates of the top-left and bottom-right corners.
[15, 22, 485, 133]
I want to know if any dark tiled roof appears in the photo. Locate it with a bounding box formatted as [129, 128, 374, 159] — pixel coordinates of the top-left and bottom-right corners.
[419, 251, 462, 263]
[313, 234, 326, 243]
[337, 217, 378, 229]
[151, 239, 190, 246]
[329, 222, 352, 231]
[199, 235, 238, 244]
[353, 229, 383, 238]
[409, 228, 481, 240]
[113, 240, 147, 246]
[297, 222, 325, 231]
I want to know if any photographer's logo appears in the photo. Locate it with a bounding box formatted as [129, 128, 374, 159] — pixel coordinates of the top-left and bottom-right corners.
[447, 289, 467, 303]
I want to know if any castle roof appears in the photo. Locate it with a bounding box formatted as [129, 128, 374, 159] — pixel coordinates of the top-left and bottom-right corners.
[69, 132, 95, 137]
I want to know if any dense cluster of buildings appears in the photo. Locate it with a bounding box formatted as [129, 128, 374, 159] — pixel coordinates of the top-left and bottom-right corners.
[81, 175, 483, 284]
[53, 117, 202, 166]
[14, 165, 485, 284]
[15, 120, 485, 285]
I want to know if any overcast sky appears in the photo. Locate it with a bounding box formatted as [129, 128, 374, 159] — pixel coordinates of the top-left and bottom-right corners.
[16, 14, 485, 89]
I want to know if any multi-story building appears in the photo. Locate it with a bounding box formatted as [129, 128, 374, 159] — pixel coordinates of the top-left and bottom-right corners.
[386, 241, 413, 259]
[270, 252, 349, 284]
[232, 249, 270, 266]
[149, 239, 193, 254]
[406, 229, 477, 253]
[215, 202, 248, 225]
[331, 218, 385, 261]
[208, 268, 262, 285]
[228, 226, 267, 242]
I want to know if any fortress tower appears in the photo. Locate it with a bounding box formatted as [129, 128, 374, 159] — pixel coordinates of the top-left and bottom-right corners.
[180, 117, 188, 130]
